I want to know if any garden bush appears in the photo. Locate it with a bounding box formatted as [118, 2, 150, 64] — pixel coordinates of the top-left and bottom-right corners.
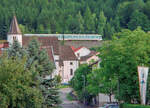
[121, 104, 150, 108]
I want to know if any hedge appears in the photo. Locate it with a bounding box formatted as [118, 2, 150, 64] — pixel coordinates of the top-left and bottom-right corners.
[121, 104, 150, 108]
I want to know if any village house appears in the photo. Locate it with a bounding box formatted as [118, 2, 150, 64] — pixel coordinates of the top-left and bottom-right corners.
[71, 46, 100, 65]
[0, 16, 102, 83]
[0, 16, 78, 83]
[59, 45, 78, 83]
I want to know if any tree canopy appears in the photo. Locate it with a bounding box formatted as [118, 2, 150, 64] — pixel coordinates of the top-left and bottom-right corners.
[1, 0, 150, 39]
[71, 64, 94, 105]
[0, 56, 43, 108]
[71, 28, 150, 104]
[26, 39, 60, 107]
[0, 39, 60, 108]
[97, 28, 150, 103]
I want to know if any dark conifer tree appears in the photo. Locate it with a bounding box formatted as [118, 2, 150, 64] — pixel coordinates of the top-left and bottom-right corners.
[8, 40, 26, 59]
[26, 39, 60, 108]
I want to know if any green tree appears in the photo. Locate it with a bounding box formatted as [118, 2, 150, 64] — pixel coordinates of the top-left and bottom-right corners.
[8, 40, 26, 59]
[38, 49, 54, 76]
[128, 10, 150, 31]
[66, 15, 78, 33]
[0, 56, 43, 108]
[76, 11, 84, 33]
[87, 69, 117, 103]
[26, 39, 60, 107]
[26, 39, 40, 69]
[0, 0, 150, 39]
[71, 64, 93, 105]
[84, 6, 95, 33]
[99, 28, 150, 103]
[37, 24, 45, 33]
[19, 24, 29, 34]
[104, 22, 115, 39]
[38, 49, 60, 107]
[143, 1, 150, 19]
[97, 11, 107, 36]
[117, 1, 134, 28]
[112, 16, 121, 32]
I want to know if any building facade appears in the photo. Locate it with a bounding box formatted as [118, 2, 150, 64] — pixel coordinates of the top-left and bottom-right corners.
[6, 16, 79, 83]
[72, 46, 99, 65]
[59, 45, 78, 83]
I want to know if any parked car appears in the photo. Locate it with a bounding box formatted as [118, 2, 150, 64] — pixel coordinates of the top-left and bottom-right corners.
[99, 103, 119, 108]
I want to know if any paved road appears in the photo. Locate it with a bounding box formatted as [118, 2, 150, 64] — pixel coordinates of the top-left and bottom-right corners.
[59, 88, 91, 108]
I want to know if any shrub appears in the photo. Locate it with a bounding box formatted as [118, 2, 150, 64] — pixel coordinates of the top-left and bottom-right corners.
[121, 104, 150, 108]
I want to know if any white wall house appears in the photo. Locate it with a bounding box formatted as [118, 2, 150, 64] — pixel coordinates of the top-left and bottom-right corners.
[86, 52, 99, 64]
[72, 46, 99, 65]
[62, 60, 79, 83]
[73, 46, 91, 59]
[59, 45, 79, 83]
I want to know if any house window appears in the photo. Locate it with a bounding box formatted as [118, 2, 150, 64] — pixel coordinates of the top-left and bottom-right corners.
[70, 69, 73, 75]
[13, 36, 16, 41]
[70, 62, 73, 65]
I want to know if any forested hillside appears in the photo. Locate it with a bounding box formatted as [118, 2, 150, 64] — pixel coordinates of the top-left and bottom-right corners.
[0, 0, 150, 39]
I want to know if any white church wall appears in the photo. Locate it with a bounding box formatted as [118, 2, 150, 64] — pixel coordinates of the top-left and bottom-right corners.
[7, 34, 22, 46]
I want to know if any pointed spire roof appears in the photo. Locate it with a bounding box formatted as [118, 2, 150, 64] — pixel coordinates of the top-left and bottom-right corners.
[8, 16, 22, 34]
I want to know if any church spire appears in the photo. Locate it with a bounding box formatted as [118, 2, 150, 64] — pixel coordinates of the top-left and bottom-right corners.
[8, 16, 21, 34]
[7, 16, 22, 46]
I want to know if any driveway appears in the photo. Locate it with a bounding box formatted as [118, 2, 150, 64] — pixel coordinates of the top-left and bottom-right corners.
[59, 88, 92, 108]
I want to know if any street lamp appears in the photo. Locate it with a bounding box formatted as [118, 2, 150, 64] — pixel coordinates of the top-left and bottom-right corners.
[82, 75, 86, 105]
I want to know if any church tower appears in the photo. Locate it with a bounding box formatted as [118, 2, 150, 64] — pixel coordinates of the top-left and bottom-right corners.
[7, 16, 22, 46]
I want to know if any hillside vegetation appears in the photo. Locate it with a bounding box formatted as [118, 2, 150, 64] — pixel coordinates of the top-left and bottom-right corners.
[0, 0, 150, 39]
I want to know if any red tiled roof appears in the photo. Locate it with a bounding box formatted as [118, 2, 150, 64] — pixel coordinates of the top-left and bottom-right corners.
[22, 36, 56, 64]
[8, 16, 22, 34]
[45, 47, 55, 63]
[71, 46, 76, 51]
[64, 40, 102, 48]
[80, 51, 97, 61]
[73, 46, 84, 52]
[22, 36, 59, 55]
[3, 42, 9, 48]
[0, 42, 9, 56]
[59, 45, 78, 61]
[0, 42, 9, 48]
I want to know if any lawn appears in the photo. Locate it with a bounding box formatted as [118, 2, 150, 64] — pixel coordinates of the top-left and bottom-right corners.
[57, 84, 70, 89]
